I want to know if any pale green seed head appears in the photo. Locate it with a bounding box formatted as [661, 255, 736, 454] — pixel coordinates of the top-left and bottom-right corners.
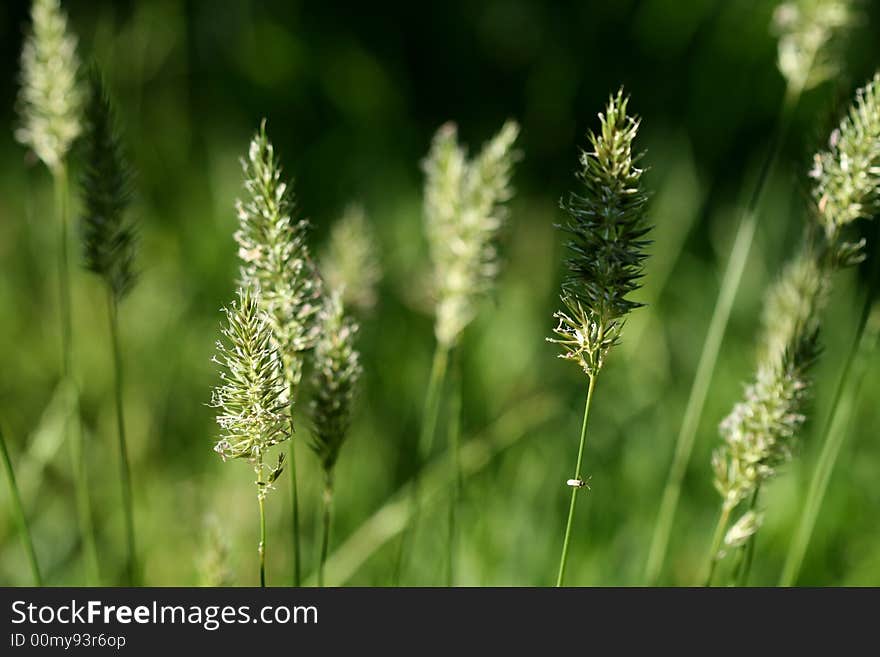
[810, 73, 880, 251]
[758, 253, 827, 366]
[210, 287, 290, 498]
[713, 74, 880, 516]
[714, 329, 819, 511]
[235, 121, 323, 388]
[424, 120, 519, 347]
[773, 0, 856, 92]
[320, 204, 382, 313]
[724, 510, 763, 550]
[16, 0, 84, 172]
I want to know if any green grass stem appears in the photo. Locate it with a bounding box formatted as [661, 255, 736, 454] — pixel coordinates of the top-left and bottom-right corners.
[556, 375, 596, 587]
[0, 423, 42, 585]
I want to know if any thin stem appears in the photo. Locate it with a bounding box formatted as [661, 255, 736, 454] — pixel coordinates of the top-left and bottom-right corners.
[556, 374, 597, 587]
[54, 163, 72, 378]
[728, 538, 746, 586]
[0, 423, 42, 585]
[644, 85, 800, 585]
[781, 301, 880, 586]
[733, 487, 760, 587]
[108, 292, 137, 585]
[319, 477, 333, 588]
[67, 383, 100, 585]
[704, 504, 732, 587]
[418, 345, 450, 458]
[258, 495, 267, 587]
[288, 400, 301, 587]
[55, 163, 100, 585]
[446, 350, 462, 586]
[392, 342, 450, 585]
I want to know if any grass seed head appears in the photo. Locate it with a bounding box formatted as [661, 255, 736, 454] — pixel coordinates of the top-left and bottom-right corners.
[713, 328, 820, 513]
[773, 0, 856, 92]
[321, 204, 382, 313]
[424, 120, 520, 347]
[79, 71, 137, 301]
[712, 74, 880, 535]
[548, 90, 651, 377]
[210, 287, 290, 497]
[758, 253, 827, 366]
[235, 121, 323, 388]
[308, 291, 362, 479]
[810, 72, 880, 259]
[16, 0, 83, 172]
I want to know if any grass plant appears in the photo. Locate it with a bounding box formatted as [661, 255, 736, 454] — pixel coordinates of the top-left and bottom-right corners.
[549, 90, 652, 586]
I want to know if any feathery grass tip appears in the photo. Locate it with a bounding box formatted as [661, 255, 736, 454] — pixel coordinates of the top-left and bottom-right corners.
[210, 287, 289, 587]
[548, 90, 651, 377]
[321, 204, 382, 313]
[210, 286, 290, 490]
[810, 72, 880, 254]
[79, 72, 137, 300]
[706, 73, 880, 580]
[773, 0, 856, 92]
[308, 291, 362, 477]
[424, 120, 519, 346]
[16, 0, 83, 171]
[235, 121, 323, 387]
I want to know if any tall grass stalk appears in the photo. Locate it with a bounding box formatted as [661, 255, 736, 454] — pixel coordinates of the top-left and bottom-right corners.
[79, 72, 139, 584]
[549, 91, 652, 586]
[392, 345, 448, 585]
[307, 292, 362, 587]
[108, 293, 136, 584]
[66, 383, 99, 584]
[16, 0, 100, 584]
[644, 0, 856, 584]
[317, 480, 332, 588]
[398, 120, 519, 584]
[780, 221, 880, 585]
[62, 161, 101, 586]
[781, 300, 880, 585]
[288, 426, 302, 586]
[211, 288, 290, 587]
[55, 164, 73, 377]
[732, 486, 760, 586]
[703, 504, 733, 586]
[417, 345, 449, 459]
[0, 423, 42, 585]
[234, 122, 322, 586]
[706, 72, 880, 584]
[257, 467, 267, 586]
[446, 351, 462, 586]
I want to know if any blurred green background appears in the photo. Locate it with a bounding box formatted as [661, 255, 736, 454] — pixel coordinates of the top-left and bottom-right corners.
[1, 0, 879, 586]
